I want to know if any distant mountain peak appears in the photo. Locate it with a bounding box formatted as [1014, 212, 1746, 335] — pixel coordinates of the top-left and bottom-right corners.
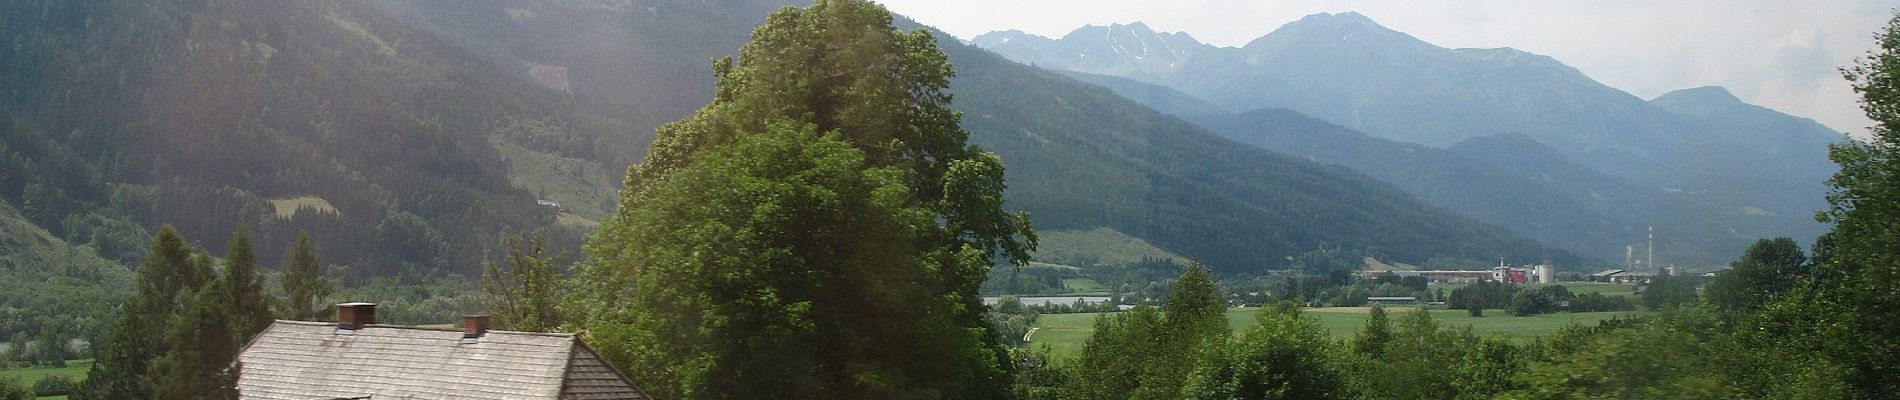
[1651, 86, 1742, 105]
[1245, 11, 1428, 51]
[970, 29, 1042, 48]
[1298, 11, 1378, 26]
[1285, 12, 1395, 35]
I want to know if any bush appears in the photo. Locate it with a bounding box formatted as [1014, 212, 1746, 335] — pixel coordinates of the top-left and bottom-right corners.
[0, 376, 30, 400]
[32, 375, 75, 397]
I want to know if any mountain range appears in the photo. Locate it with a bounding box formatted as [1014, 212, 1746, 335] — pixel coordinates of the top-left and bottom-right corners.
[976, 12, 1847, 265]
[0, 0, 1603, 280]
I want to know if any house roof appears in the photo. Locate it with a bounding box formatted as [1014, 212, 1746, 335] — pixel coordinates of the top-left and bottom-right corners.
[237, 320, 648, 400]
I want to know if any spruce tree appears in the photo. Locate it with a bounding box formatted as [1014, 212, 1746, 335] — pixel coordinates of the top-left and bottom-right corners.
[149, 282, 239, 400]
[224, 225, 274, 343]
[1353, 303, 1393, 359]
[278, 232, 331, 321]
[76, 225, 199, 400]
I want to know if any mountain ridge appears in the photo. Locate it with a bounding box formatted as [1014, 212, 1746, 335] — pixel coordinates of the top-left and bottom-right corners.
[972, 12, 1840, 264]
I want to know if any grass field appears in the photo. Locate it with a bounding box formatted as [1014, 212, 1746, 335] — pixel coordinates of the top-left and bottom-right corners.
[1060, 278, 1109, 294]
[0, 360, 89, 398]
[493, 141, 615, 219]
[556, 212, 600, 229]
[1026, 307, 1648, 360]
[1032, 227, 1182, 266]
[267, 195, 339, 219]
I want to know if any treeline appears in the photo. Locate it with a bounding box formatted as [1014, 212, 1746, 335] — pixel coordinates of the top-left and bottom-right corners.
[999, 232, 1871, 399]
[58, 225, 332, 399]
[1007, 265, 1535, 399]
[1446, 281, 1635, 315]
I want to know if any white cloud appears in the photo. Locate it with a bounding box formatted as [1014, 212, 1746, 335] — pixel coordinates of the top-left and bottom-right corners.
[879, 0, 1897, 137]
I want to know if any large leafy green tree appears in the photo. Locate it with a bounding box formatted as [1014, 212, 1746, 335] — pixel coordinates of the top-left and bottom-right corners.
[1179, 304, 1349, 400]
[1136, 263, 1228, 398]
[576, 2, 1034, 395]
[1065, 304, 1165, 400]
[1064, 265, 1229, 399]
[1704, 237, 1807, 313]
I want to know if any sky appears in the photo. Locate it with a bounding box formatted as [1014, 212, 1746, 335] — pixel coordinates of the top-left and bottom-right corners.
[879, 0, 1899, 136]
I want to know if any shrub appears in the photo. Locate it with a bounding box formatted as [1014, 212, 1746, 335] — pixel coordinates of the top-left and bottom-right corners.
[0, 376, 31, 400]
[32, 375, 76, 397]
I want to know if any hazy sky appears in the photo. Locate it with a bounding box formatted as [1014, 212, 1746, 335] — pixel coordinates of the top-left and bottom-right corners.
[879, 0, 1898, 136]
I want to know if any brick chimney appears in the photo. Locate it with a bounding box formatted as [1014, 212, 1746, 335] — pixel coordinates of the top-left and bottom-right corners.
[338, 302, 377, 329]
[463, 315, 492, 338]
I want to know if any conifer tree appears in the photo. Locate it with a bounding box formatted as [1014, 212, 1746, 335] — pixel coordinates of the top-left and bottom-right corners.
[76, 225, 199, 400]
[1352, 303, 1393, 359]
[224, 225, 274, 343]
[278, 232, 331, 321]
[149, 282, 239, 400]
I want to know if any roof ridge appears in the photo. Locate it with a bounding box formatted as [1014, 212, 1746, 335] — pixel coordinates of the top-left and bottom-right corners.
[265, 319, 577, 338]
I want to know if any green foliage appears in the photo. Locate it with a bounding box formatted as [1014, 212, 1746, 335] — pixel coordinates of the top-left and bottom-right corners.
[222, 226, 274, 344]
[1351, 304, 1393, 359]
[1641, 275, 1700, 310]
[0, 198, 135, 346]
[79, 225, 200, 399]
[1065, 304, 1164, 400]
[481, 230, 566, 332]
[1353, 309, 1518, 400]
[1705, 237, 1808, 313]
[73, 225, 274, 400]
[1503, 307, 1738, 399]
[1179, 304, 1350, 400]
[1731, 11, 1900, 396]
[31, 375, 75, 397]
[0, 375, 28, 400]
[148, 281, 239, 400]
[1448, 280, 1517, 310]
[576, 1, 1034, 398]
[276, 232, 332, 321]
[1568, 292, 1635, 313]
[1506, 285, 1572, 316]
[1164, 263, 1229, 346]
[1007, 348, 1068, 400]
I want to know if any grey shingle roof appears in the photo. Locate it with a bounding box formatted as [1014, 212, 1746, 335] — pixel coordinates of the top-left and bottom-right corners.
[237, 320, 648, 400]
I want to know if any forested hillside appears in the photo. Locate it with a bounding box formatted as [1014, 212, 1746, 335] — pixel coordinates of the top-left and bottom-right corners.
[1186, 110, 1760, 264]
[0, 0, 574, 278]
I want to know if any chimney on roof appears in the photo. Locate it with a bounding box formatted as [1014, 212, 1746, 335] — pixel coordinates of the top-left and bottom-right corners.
[463, 315, 492, 338]
[337, 303, 377, 329]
